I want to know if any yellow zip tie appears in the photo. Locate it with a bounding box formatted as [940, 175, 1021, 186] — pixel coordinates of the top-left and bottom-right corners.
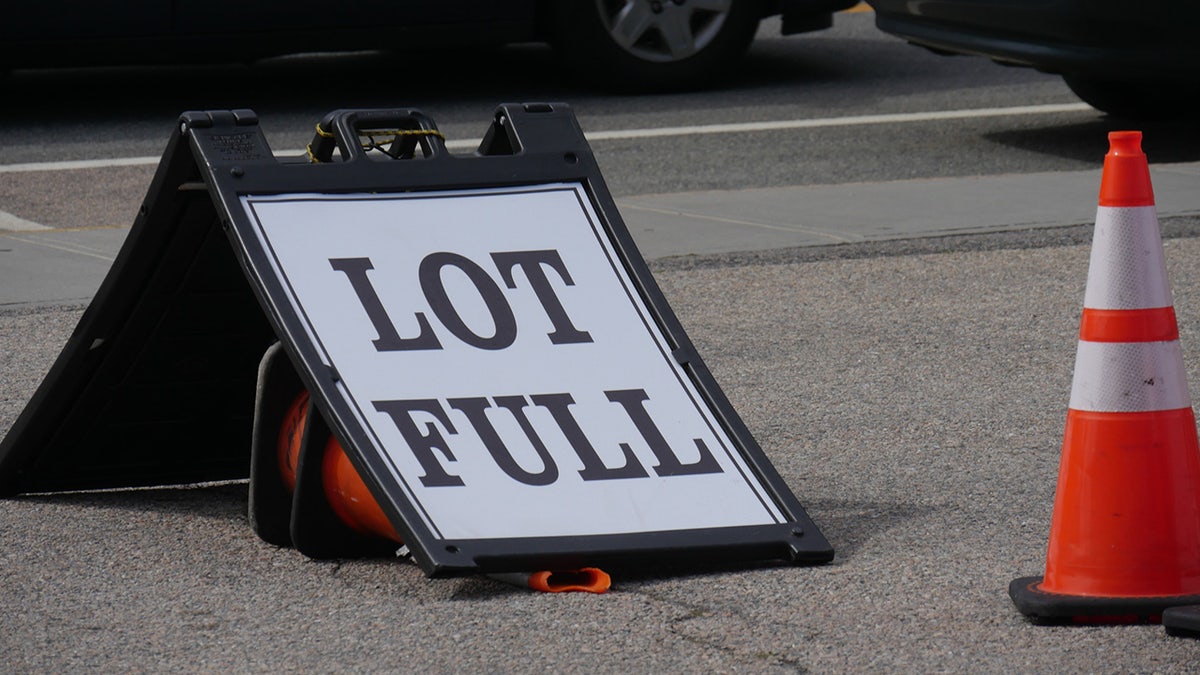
[308, 125, 446, 163]
[362, 128, 446, 140]
[313, 122, 444, 141]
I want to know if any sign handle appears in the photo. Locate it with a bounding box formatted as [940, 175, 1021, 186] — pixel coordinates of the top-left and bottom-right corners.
[306, 108, 447, 163]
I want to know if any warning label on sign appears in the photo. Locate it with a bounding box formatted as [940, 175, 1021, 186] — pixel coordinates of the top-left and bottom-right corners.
[242, 183, 784, 541]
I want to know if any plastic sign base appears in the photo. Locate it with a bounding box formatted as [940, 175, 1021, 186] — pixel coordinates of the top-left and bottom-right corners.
[0, 105, 833, 576]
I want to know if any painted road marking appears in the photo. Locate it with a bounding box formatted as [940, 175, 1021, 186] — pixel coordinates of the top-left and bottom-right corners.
[0, 103, 1094, 175]
[2, 233, 118, 260]
[0, 210, 50, 231]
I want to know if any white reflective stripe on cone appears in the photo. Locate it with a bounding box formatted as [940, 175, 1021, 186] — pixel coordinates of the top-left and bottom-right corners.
[1069, 340, 1192, 412]
[1083, 205, 1173, 310]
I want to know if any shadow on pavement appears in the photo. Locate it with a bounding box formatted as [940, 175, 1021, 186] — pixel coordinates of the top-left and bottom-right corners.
[986, 117, 1200, 164]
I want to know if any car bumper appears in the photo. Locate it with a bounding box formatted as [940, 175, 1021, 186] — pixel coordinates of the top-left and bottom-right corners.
[778, 0, 862, 34]
[870, 0, 1200, 81]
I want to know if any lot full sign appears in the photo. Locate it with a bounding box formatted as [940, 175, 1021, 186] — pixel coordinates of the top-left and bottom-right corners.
[244, 184, 784, 540]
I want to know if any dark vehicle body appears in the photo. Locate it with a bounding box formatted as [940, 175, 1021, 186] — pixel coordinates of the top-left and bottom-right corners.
[869, 0, 1200, 118]
[1, 0, 857, 91]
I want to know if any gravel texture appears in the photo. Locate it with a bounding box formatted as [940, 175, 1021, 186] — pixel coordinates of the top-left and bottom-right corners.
[4, 229, 1200, 672]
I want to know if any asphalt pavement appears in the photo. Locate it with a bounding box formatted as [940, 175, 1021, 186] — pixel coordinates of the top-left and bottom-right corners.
[4, 160, 1200, 671]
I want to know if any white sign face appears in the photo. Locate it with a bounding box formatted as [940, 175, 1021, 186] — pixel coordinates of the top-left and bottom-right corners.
[241, 184, 784, 540]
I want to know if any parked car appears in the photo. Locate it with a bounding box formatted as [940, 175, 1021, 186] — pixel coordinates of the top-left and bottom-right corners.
[0, 0, 858, 92]
[868, 0, 1200, 119]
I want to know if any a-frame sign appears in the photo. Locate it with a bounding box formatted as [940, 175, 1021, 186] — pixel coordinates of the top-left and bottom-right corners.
[0, 105, 833, 576]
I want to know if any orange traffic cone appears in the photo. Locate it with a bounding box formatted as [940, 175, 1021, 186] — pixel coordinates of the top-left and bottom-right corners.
[277, 390, 400, 542]
[278, 390, 609, 593]
[486, 569, 612, 594]
[1009, 131, 1200, 624]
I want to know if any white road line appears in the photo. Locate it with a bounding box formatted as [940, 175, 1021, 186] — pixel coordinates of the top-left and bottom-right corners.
[0, 103, 1093, 174]
[582, 103, 1093, 141]
[3, 234, 117, 261]
[0, 210, 51, 231]
[0, 156, 165, 173]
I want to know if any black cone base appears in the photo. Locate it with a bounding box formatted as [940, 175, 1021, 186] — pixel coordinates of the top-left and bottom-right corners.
[1010, 576, 1200, 625]
[1163, 605, 1200, 637]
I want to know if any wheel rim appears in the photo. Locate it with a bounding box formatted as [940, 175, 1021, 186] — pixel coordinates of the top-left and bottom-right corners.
[594, 0, 732, 63]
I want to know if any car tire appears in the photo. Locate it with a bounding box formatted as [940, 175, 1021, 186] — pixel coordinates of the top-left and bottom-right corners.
[546, 0, 764, 93]
[1062, 75, 1199, 120]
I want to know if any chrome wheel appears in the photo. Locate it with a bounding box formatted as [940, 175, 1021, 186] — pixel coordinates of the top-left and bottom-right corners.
[594, 0, 733, 63]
